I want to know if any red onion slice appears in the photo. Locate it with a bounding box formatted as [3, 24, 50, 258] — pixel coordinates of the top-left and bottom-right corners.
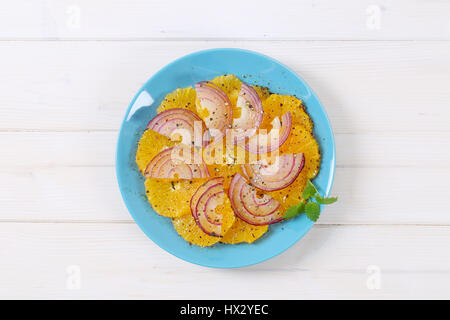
[144, 146, 209, 179]
[242, 153, 305, 191]
[195, 81, 232, 135]
[190, 177, 226, 237]
[231, 83, 263, 144]
[228, 173, 284, 226]
[147, 108, 208, 147]
[244, 112, 292, 154]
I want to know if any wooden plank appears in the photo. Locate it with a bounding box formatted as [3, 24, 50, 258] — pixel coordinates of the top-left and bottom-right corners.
[0, 41, 449, 132]
[327, 167, 450, 225]
[1, 131, 449, 168]
[0, 167, 127, 222]
[1, 130, 448, 223]
[0, 223, 449, 299]
[335, 132, 450, 169]
[1, 0, 450, 40]
[1, 166, 449, 225]
[0, 132, 115, 167]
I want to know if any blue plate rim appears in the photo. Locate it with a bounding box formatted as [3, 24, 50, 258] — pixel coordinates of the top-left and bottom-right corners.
[115, 48, 336, 269]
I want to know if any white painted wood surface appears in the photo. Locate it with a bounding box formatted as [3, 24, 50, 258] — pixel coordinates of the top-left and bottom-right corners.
[2, 0, 450, 40]
[0, 0, 449, 299]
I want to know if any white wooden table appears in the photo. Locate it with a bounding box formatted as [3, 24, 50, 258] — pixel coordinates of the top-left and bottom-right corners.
[1, 0, 450, 299]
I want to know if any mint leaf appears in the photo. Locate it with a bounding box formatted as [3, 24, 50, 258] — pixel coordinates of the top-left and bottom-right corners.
[315, 195, 338, 205]
[305, 202, 321, 222]
[284, 202, 305, 219]
[286, 180, 337, 221]
[302, 180, 318, 200]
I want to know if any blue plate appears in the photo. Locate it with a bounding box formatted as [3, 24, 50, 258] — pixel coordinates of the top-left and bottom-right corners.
[116, 48, 335, 268]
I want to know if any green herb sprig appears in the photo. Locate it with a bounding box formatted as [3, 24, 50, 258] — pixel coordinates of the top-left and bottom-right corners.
[283, 180, 337, 222]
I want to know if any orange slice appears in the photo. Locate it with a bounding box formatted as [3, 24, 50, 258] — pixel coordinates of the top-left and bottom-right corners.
[157, 87, 197, 114]
[280, 125, 321, 179]
[211, 74, 242, 109]
[172, 193, 235, 247]
[261, 94, 313, 133]
[266, 169, 308, 212]
[145, 178, 210, 218]
[221, 217, 268, 244]
[135, 129, 177, 174]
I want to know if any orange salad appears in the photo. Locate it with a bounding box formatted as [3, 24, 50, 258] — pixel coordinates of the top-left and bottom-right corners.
[136, 75, 320, 247]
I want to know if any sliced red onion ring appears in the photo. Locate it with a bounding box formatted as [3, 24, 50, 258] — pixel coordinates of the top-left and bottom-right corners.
[195, 81, 232, 135]
[229, 173, 284, 225]
[147, 108, 208, 147]
[190, 177, 226, 237]
[231, 83, 263, 144]
[144, 146, 209, 179]
[242, 153, 305, 191]
[244, 112, 292, 154]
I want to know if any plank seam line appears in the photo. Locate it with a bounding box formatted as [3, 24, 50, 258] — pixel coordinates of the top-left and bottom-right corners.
[2, 164, 448, 169]
[0, 39, 450, 42]
[0, 220, 449, 227]
[0, 129, 119, 133]
[2, 130, 450, 134]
